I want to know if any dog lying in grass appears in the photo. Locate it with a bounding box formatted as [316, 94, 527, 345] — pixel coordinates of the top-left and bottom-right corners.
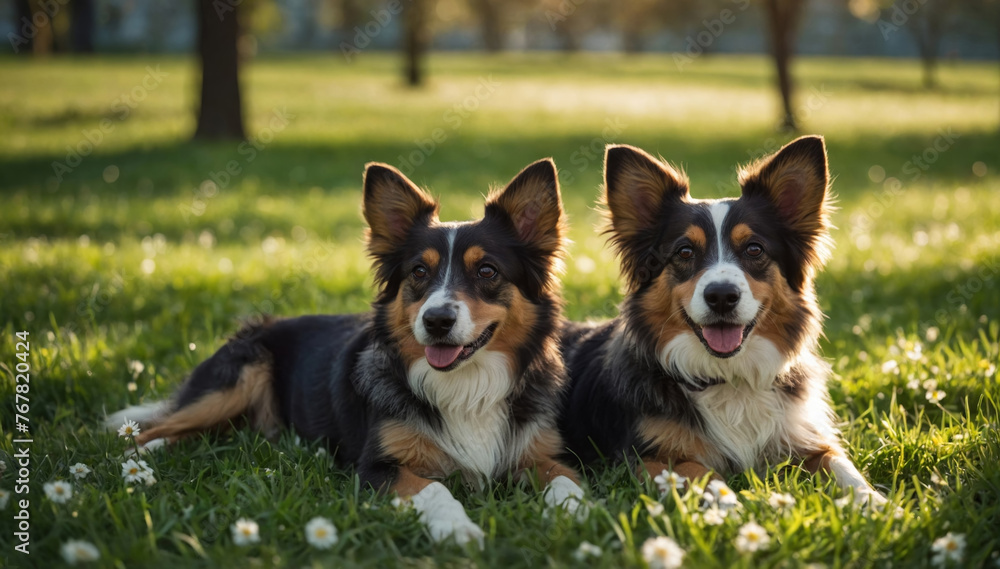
[108, 159, 586, 547]
[558, 136, 889, 506]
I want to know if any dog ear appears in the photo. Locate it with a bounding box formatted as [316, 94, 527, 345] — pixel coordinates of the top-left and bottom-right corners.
[485, 158, 565, 257]
[739, 135, 832, 273]
[362, 163, 438, 258]
[603, 144, 690, 243]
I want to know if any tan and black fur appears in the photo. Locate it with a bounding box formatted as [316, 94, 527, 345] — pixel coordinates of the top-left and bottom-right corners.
[558, 136, 889, 504]
[109, 159, 582, 543]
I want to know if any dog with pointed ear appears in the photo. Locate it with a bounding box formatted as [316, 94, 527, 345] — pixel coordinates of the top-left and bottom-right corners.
[108, 157, 587, 550]
[558, 135, 891, 511]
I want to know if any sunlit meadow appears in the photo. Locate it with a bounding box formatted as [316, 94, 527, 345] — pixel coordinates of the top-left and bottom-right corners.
[0, 53, 998, 567]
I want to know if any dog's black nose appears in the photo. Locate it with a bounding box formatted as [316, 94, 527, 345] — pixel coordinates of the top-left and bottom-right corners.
[423, 306, 457, 337]
[704, 282, 741, 314]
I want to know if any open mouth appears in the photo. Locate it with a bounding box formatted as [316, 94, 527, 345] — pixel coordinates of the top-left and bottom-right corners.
[683, 312, 756, 358]
[424, 323, 498, 371]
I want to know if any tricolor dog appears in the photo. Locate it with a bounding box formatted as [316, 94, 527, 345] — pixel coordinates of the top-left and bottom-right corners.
[559, 136, 889, 505]
[108, 159, 586, 546]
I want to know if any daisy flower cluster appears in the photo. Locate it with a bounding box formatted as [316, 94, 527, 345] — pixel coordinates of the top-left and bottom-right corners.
[228, 516, 340, 549]
[121, 458, 157, 486]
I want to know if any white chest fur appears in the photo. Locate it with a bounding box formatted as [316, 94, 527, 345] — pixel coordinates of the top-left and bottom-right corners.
[408, 350, 516, 482]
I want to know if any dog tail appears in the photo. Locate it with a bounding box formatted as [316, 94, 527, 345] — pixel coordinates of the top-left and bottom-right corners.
[107, 318, 282, 447]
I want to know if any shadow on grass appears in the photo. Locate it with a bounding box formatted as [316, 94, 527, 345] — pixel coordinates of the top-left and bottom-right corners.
[1, 129, 996, 242]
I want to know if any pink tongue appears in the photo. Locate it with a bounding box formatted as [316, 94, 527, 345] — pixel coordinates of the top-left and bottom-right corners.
[701, 325, 744, 354]
[425, 345, 464, 369]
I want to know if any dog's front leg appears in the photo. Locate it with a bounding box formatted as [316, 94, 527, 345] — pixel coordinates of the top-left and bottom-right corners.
[392, 466, 485, 548]
[804, 449, 888, 507]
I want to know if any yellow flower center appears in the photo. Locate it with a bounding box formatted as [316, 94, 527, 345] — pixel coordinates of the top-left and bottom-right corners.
[315, 529, 327, 538]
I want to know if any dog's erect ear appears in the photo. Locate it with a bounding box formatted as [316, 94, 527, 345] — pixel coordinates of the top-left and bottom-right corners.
[485, 158, 565, 257]
[603, 144, 690, 242]
[362, 163, 438, 257]
[739, 135, 832, 273]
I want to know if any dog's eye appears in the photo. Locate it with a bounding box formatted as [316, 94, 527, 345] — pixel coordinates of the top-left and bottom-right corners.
[745, 243, 764, 257]
[477, 264, 498, 279]
[412, 265, 428, 279]
[677, 246, 694, 260]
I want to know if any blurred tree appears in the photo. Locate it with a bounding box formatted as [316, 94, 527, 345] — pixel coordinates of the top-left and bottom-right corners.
[472, 0, 504, 51]
[762, 0, 806, 130]
[70, 0, 95, 52]
[13, 0, 34, 54]
[194, 0, 246, 140]
[542, 0, 610, 51]
[900, 1, 954, 89]
[403, 0, 430, 86]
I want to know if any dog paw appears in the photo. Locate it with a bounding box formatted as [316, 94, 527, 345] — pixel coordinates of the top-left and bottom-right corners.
[544, 475, 589, 521]
[425, 516, 485, 548]
[410, 482, 485, 549]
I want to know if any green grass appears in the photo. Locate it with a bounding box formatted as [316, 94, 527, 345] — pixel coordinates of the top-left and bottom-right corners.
[0, 52, 998, 568]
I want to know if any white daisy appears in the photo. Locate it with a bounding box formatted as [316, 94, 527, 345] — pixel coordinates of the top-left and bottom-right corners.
[44, 480, 73, 504]
[641, 536, 685, 569]
[707, 480, 739, 510]
[0, 460, 6, 473]
[118, 419, 141, 438]
[231, 518, 260, 546]
[304, 516, 338, 549]
[653, 469, 687, 495]
[768, 492, 796, 510]
[573, 540, 602, 561]
[121, 459, 145, 484]
[0, 488, 10, 510]
[128, 360, 145, 377]
[646, 501, 665, 517]
[69, 463, 92, 480]
[735, 522, 771, 553]
[926, 389, 946, 404]
[881, 359, 899, 374]
[60, 539, 100, 564]
[700, 506, 727, 525]
[931, 532, 965, 566]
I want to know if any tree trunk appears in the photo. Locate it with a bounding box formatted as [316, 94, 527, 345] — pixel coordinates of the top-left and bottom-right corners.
[475, 0, 504, 52]
[71, 0, 95, 53]
[194, 0, 246, 140]
[763, 0, 804, 131]
[403, 0, 428, 87]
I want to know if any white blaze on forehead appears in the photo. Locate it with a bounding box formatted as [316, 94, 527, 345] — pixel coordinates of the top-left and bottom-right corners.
[414, 227, 475, 346]
[688, 201, 761, 325]
[709, 201, 731, 261]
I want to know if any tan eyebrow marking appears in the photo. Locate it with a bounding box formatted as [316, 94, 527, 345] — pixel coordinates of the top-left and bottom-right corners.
[685, 226, 706, 248]
[463, 246, 486, 270]
[731, 223, 753, 245]
[421, 248, 440, 269]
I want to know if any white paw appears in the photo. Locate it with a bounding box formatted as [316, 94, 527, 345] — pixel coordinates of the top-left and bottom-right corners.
[425, 516, 485, 548]
[544, 475, 589, 521]
[409, 482, 485, 549]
